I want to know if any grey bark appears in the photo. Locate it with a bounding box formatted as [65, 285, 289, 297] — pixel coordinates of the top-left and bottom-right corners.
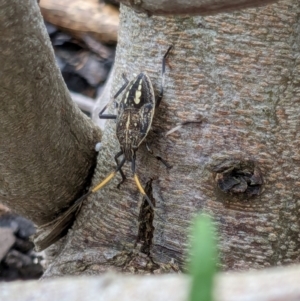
[0, 0, 101, 225]
[1, 265, 300, 301]
[43, 0, 300, 277]
[118, 0, 278, 15]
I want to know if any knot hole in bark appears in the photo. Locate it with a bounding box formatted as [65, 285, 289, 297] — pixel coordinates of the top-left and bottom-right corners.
[207, 156, 264, 198]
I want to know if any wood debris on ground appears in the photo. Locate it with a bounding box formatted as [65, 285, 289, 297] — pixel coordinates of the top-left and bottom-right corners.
[0, 210, 44, 281]
[41, 0, 119, 115]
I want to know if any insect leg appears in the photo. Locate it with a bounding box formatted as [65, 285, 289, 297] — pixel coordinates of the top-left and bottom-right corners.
[155, 45, 173, 108]
[91, 156, 126, 193]
[98, 109, 117, 119]
[71, 157, 126, 210]
[131, 157, 165, 221]
[114, 150, 127, 188]
[113, 73, 129, 99]
[146, 143, 172, 169]
[99, 74, 130, 119]
[165, 120, 203, 137]
[99, 98, 117, 119]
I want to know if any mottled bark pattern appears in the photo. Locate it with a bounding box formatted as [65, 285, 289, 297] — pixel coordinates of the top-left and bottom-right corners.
[46, 0, 300, 276]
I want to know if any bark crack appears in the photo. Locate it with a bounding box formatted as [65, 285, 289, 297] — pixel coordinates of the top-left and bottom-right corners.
[136, 179, 155, 256]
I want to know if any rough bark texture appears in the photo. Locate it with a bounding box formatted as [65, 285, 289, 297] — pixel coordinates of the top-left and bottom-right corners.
[0, 0, 101, 225]
[2, 265, 300, 301]
[43, 0, 300, 277]
[118, 0, 278, 15]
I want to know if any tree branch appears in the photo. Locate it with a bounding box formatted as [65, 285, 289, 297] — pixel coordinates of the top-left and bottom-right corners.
[118, 0, 279, 15]
[0, 0, 101, 225]
[1, 265, 300, 300]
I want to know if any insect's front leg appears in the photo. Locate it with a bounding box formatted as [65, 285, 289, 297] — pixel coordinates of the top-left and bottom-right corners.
[99, 73, 130, 119]
[155, 45, 173, 108]
[99, 97, 117, 119]
[113, 73, 129, 99]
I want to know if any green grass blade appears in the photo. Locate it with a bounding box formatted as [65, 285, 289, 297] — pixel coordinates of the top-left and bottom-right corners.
[188, 214, 218, 301]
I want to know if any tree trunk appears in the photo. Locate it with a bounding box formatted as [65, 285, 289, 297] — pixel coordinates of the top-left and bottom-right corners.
[43, 0, 300, 277]
[0, 0, 101, 225]
[1, 0, 299, 278]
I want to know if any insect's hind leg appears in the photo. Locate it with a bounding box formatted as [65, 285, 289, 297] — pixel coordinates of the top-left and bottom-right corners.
[131, 156, 165, 222]
[155, 45, 173, 108]
[91, 156, 126, 193]
[115, 150, 126, 188]
[165, 119, 203, 136]
[146, 143, 172, 169]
